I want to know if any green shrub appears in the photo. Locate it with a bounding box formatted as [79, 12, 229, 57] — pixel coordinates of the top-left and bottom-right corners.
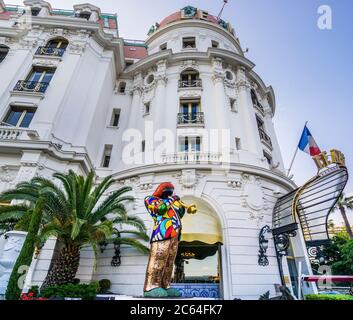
[305, 294, 353, 301]
[98, 279, 111, 294]
[40, 282, 100, 300]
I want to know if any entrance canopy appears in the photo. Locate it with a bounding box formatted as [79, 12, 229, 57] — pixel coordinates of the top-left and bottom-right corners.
[272, 152, 348, 245]
[180, 197, 223, 245]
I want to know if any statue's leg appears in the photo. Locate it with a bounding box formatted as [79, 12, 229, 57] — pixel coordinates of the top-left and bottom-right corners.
[143, 240, 170, 297]
[161, 235, 181, 297]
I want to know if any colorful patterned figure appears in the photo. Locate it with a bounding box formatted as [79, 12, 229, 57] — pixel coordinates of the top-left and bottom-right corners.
[143, 182, 196, 298]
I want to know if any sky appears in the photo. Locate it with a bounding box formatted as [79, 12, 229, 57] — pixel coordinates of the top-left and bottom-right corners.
[7, 0, 353, 224]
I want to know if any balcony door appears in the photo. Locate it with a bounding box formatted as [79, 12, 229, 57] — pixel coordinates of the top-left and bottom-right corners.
[179, 136, 201, 153]
[3, 106, 35, 128]
[180, 100, 200, 124]
[27, 67, 55, 84]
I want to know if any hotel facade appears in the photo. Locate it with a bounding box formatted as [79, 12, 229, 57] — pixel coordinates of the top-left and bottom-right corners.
[0, 1, 317, 299]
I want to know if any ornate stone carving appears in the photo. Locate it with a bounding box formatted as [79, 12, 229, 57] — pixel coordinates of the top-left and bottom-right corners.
[240, 174, 270, 223]
[227, 180, 242, 189]
[179, 60, 199, 72]
[212, 58, 225, 83]
[0, 166, 17, 183]
[173, 169, 204, 189]
[68, 42, 86, 55]
[33, 58, 60, 68]
[236, 67, 251, 92]
[181, 6, 197, 18]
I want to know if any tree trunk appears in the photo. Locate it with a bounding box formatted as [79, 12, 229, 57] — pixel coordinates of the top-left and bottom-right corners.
[41, 244, 81, 289]
[339, 204, 353, 239]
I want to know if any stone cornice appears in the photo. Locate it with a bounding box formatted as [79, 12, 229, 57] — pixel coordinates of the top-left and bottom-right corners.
[0, 140, 94, 174]
[107, 163, 297, 192]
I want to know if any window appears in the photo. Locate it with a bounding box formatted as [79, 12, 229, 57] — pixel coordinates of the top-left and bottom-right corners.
[180, 99, 201, 124]
[145, 74, 154, 85]
[212, 40, 219, 48]
[160, 43, 167, 51]
[225, 71, 234, 81]
[263, 151, 273, 166]
[110, 109, 120, 127]
[144, 102, 150, 115]
[101, 145, 112, 168]
[180, 68, 200, 86]
[27, 67, 55, 84]
[0, 45, 9, 63]
[46, 38, 69, 50]
[256, 115, 265, 131]
[118, 82, 126, 94]
[78, 12, 91, 20]
[3, 106, 36, 128]
[235, 137, 241, 150]
[180, 136, 201, 152]
[230, 98, 237, 111]
[182, 37, 196, 49]
[31, 7, 41, 16]
[199, 10, 209, 20]
[142, 140, 145, 152]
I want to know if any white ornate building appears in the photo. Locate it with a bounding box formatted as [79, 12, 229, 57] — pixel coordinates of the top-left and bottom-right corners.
[0, 1, 316, 299]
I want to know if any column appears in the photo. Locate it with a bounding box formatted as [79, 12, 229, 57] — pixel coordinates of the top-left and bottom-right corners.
[211, 58, 231, 158]
[236, 67, 263, 156]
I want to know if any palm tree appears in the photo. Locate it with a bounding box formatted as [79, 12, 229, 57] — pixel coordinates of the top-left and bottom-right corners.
[0, 170, 149, 291]
[331, 194, 353, 239]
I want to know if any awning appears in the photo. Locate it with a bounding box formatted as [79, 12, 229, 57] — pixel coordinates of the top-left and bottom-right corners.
[272, 163, 348, 245]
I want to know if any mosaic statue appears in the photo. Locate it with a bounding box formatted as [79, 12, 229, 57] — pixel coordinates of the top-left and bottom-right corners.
[143, 182, 197, 298]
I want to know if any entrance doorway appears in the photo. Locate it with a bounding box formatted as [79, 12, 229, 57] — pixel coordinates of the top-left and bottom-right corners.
[171, 197, 223, 298]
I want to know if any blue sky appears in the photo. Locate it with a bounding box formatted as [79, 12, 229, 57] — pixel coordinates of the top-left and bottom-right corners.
[8, 0, 353, 223]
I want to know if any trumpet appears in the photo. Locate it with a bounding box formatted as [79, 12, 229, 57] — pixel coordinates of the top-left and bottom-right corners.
[174, 199, 197, 215]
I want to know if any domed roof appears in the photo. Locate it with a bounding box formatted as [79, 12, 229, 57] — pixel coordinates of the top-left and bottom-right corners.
[147, 5, 234, 37]
[159, 7, 219, 28]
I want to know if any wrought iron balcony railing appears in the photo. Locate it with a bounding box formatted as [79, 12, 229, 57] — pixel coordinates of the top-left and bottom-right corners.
[178, 79, 202, 89]
[177, 112, 204, 126]
[253, 102, 265, 115]
[259, 128, 273, 149]
[13, 80, 49, 93]
[35, 46, 66, 57]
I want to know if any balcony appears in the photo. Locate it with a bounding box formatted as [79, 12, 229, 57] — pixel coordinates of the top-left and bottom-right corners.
[259, 129, 273, 149]
[253, 102, 265, 115]
[177, 112, 204, 126]
[13, 80, 49, 94]
[161, 152, 222, 164]
[35, 46, 66, 57]
[178, 79, 202, 89]
[0, 124, 39, 140]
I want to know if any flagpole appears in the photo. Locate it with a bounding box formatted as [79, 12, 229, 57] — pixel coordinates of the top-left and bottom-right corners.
[287, 121, 308, 177]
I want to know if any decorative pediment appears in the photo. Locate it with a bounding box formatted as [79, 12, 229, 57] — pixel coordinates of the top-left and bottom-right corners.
[73, 3, 101, 22]
[23, 0, 52, 15]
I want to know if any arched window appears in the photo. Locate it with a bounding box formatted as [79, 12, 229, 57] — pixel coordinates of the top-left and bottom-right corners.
[36, 38, 69, 57]
[118, 82, 126, 94]
[0, 45, 9, 64]
[46, 38, 69, 50]
[179, 68, 201, 88]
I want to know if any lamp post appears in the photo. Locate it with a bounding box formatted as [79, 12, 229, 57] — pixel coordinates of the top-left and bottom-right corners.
[258, 225, 272, 266]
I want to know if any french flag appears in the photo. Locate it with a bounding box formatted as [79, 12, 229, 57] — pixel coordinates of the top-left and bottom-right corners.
[298, 125, 321, 156]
